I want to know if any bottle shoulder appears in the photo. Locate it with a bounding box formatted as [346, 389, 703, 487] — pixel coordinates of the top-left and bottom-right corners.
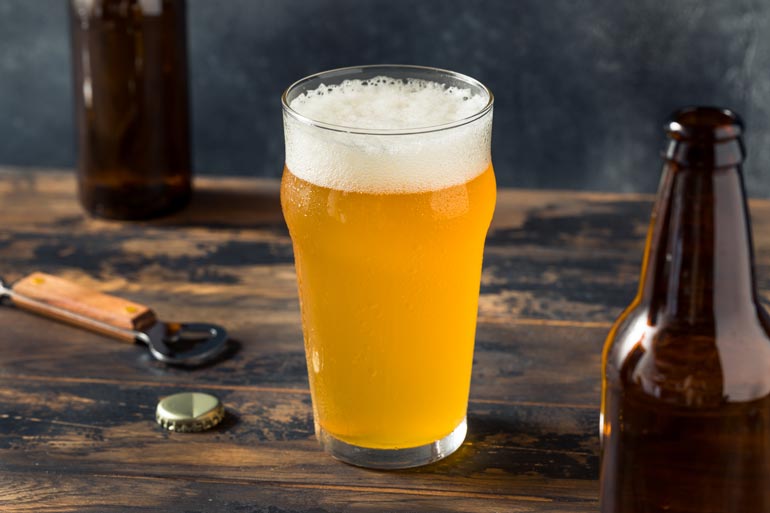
[604, 303, 770, 405]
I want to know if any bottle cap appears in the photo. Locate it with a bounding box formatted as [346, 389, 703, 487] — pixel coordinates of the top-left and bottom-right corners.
[156, 392, 225, 432]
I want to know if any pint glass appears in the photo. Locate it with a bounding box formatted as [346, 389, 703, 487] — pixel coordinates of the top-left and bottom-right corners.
[281, 65, 495, 468]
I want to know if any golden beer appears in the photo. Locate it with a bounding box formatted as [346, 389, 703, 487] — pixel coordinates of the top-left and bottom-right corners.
[281, 65, 495, 468]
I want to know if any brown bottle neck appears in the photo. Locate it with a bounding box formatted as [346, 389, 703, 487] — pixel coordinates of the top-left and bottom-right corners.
[639, 154, 757, 326]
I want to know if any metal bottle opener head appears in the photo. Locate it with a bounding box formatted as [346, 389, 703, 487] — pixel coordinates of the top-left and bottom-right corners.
[0, 275, 229, 367]
[139, 321, 229, 366]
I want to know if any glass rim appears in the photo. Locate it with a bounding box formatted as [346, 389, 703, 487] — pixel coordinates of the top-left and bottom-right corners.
[281, 64, 494, 136]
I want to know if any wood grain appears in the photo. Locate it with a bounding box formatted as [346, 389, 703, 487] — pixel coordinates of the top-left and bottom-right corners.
[0, 304, 605, 407]
[2, 169, 770, 511]
[1, 471, 597, 513]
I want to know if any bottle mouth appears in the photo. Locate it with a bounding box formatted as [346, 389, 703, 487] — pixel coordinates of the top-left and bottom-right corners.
[667, 106, 743, 142]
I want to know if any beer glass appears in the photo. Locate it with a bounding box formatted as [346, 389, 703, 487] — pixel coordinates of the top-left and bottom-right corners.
[281, 65, 495, 468]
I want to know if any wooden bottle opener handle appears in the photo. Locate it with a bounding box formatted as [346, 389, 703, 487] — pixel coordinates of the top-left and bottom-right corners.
[11, 272, 157, 343]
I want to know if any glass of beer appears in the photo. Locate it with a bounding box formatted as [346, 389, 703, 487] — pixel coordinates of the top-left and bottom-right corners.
[281, 65, 495, 469]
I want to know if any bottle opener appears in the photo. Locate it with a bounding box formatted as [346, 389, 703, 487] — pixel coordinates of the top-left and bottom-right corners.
[0, 272, 228, 366]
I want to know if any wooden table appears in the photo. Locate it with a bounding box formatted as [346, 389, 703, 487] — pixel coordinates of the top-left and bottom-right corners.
[3, 168, 770, 512]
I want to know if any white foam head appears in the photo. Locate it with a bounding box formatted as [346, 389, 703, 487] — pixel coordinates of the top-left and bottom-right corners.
[283, 74, 493, 194]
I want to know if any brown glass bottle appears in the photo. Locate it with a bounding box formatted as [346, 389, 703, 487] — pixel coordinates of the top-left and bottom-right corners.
[600, 107, 770, 513]
[69, 0, 191, 220]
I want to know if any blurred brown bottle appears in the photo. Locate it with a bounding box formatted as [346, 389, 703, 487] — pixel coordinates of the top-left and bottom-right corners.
[600, 107, 770, 513]
[69, 0, 191, 220]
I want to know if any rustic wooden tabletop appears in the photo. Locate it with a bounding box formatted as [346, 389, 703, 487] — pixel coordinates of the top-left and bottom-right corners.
[3, 168, 770, 512]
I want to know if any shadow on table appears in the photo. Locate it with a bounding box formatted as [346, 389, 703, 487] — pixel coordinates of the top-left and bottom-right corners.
[401, 414, 599, 481]
[151, 183, 285, 230]
[137, 338, 243, 374]
[215, 409, 242, 432]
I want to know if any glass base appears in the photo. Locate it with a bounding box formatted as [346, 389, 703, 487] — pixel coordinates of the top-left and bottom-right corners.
[317, 417, 467, 469]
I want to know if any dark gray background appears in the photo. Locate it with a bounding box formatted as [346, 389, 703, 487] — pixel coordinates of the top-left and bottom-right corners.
[1, 0, 769, 195]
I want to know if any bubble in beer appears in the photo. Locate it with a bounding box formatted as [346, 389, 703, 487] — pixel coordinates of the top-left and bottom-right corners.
[284, 76, 492, 194]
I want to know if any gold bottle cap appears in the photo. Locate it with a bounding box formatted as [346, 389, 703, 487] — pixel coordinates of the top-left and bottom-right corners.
[156, 392, 225, 432]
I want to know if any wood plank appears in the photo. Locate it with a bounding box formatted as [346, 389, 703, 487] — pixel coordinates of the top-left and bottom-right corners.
[1, 471, 597, 513]
[0, 305, 605, 407]
[0, 377, 598, 502]
[2, 169, 770, 328]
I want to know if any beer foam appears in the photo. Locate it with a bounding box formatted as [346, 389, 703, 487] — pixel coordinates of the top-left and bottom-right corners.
[284, 76, 492, 194]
